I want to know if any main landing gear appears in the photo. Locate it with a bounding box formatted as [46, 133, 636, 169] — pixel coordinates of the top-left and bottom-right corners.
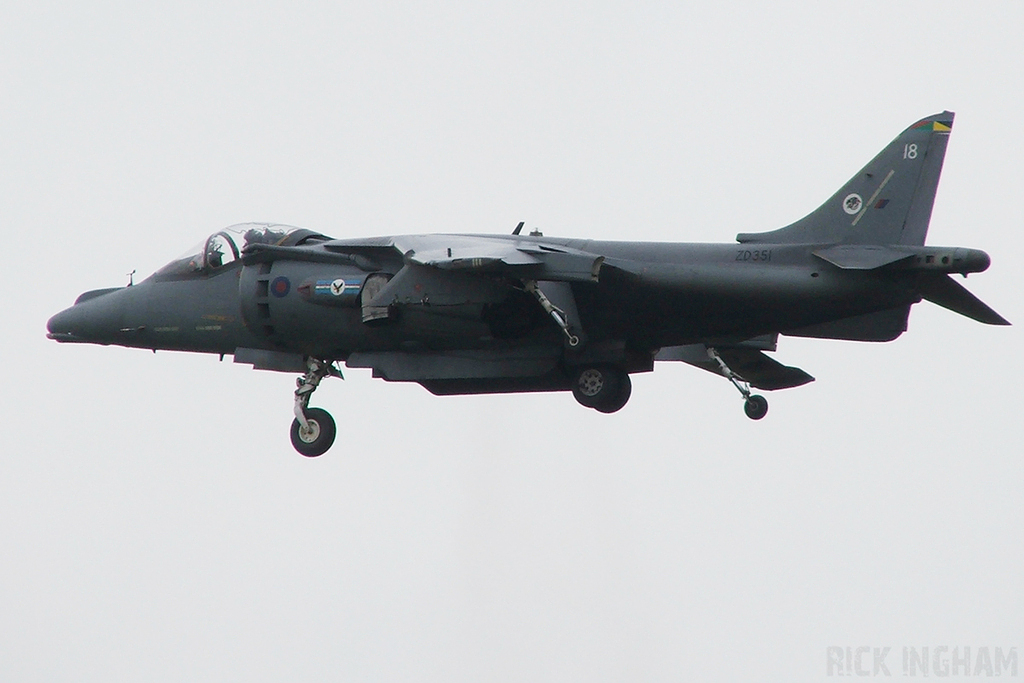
[290, 358, 340, 457]
[707, 347, 769, 420]
[571, 365, 632, 413]
[521, 279, 635, 414]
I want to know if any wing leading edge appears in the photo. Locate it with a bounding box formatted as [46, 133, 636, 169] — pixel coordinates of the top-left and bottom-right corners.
[324, 234, 604, 283]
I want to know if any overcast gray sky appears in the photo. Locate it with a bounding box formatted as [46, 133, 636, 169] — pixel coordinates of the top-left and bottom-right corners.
[2, 2, 1022, 681]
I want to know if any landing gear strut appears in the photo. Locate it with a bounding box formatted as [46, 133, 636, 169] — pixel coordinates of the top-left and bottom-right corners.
[523, 280, 580, 348]
[707, 347, 768, 420]
[290, 358, 340, 457]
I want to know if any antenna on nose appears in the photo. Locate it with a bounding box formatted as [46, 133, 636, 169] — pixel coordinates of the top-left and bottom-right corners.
[127, 269, 136, 287]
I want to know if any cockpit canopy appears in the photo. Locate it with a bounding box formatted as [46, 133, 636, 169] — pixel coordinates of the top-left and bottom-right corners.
[149, 223, 315, 280]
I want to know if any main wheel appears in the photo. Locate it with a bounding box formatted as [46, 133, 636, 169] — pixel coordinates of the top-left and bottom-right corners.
[290, 407, 337, 457]
[595, 373, 632, 413]
[572, 365, 624, 409]
[744, 395, 769, 420]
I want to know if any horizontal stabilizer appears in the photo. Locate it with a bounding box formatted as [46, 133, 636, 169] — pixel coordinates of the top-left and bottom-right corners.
[813, 245, 913, 270]
[656, 345, 814, 390]
[918, 275, 1011, 325]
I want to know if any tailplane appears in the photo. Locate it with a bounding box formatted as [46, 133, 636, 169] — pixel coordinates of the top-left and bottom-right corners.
[918, 275, 1011, 326]
[738, 112, 954, 246]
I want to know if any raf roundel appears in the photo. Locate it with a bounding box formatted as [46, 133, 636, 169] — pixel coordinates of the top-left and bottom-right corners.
[271, 276, 291, 298]
[842, 193, 863, 215]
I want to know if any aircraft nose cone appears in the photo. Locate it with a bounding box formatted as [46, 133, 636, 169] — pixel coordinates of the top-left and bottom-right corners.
[46, 307, 76, 338]
[47, 302, 102, 342]
[46, 289, 127, 343]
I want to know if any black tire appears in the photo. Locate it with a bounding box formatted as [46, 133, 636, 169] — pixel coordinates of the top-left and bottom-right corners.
[744, 395, 769, 420]
[572, 365, 623, 409]
[595, 373, 632, 413]
[289, 407, 337, 457]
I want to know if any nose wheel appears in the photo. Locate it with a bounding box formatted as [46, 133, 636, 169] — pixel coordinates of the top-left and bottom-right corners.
[290, 358, 340, 457]
[290, 407, 336, 457]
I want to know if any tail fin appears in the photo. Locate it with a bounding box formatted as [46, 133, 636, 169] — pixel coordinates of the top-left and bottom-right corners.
[738, 111, 954, 246]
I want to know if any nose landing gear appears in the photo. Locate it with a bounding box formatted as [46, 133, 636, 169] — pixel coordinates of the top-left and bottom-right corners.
[290, 407, 336, 457]
[290, 358, 341, 457]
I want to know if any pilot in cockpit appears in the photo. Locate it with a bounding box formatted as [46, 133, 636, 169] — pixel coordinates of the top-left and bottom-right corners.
[151, 224, 301, 281]
[206, 243, 225, 269]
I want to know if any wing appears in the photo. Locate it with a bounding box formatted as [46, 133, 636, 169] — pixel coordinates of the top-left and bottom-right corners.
[323, 234, 605, 283]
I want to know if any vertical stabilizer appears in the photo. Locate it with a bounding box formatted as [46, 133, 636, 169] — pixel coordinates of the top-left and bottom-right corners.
[737, 112, 954, 246]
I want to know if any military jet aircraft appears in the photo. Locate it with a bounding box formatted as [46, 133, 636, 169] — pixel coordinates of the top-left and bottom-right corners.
[47, 111, 1008, 456]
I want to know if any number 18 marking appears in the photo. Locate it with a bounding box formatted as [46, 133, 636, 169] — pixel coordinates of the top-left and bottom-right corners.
[903, 143, 918, 160]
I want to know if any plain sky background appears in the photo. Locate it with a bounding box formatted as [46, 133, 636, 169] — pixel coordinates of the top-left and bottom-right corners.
[2, 2, 1022, 681]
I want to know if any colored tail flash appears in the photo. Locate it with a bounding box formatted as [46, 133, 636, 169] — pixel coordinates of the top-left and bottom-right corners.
[738, 112, 954, 247]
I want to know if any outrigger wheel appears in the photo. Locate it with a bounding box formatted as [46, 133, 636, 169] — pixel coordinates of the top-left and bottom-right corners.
[572, 365, 632, 413]
[290, 407, 337, 457]
[743, 394, 769, 420]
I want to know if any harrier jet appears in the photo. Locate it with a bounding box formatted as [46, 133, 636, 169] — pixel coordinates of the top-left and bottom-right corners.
[47, 111, 1008, 456]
